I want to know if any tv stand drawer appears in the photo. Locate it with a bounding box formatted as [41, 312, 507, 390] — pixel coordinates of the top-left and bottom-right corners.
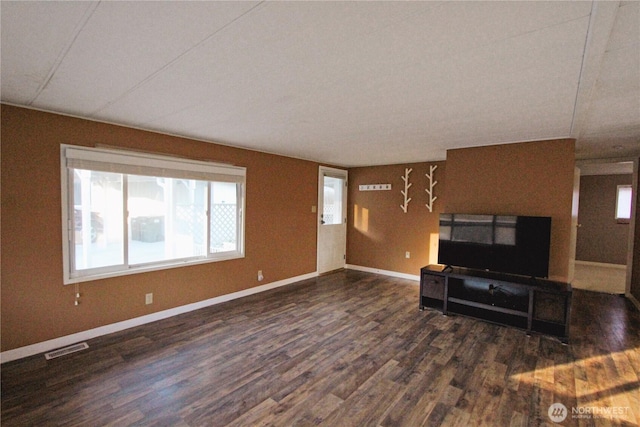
[420, 272, 445, 311]
[421, 274, 444, 299]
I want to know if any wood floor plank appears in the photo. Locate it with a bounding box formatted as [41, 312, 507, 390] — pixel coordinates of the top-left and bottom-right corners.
[2, 270, 639, 426]
[319, 359, 403, 426]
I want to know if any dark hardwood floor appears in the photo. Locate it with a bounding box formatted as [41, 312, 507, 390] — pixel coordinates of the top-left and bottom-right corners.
[2, 270, 639, 426]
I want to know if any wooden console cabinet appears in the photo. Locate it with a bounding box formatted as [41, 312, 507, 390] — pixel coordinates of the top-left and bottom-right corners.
[420, 265, 571, 343]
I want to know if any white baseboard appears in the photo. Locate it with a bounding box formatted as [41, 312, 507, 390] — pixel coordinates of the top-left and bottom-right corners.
[574, 260, 627, 270]
[346, 264, 420, 282]
[1, 272, 318, 364]
[626, 292, 640, 311]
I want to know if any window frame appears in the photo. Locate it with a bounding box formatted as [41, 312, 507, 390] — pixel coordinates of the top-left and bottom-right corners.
[61, 145, 246, 285]
[615, 184, 632, 224]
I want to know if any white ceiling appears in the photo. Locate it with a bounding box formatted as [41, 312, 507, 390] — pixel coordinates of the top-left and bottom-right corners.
[2, 1, 639, 167]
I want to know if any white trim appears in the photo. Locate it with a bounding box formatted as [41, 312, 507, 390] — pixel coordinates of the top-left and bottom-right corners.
[64, 145, 246, 179]
[626, 292, 640, 311]
[6, 103, 592, 168]
[64, 253, 246, 285]
[320, 165, 349, 180]
[2, 102, 337, 167]
[574, 260, 627, 270]
[317, 166, 348, 274]
[625, 158, 638, 296]
[346, 264, 420, 282]
[1, 272, 317, 364]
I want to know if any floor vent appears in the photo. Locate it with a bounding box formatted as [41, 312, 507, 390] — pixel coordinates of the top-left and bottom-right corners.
[44, 342, 89, 360]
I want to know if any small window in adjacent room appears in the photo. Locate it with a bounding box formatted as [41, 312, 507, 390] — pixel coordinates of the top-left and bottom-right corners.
[615, 185, 632, 223]
[61, 145, 246, 284]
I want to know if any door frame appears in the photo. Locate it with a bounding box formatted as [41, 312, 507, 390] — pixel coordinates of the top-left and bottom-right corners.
[317, 166, 348, 274]
[575, 157, 638, 301]
[625, 158, 638, 299]
[568, 167, 580, 282]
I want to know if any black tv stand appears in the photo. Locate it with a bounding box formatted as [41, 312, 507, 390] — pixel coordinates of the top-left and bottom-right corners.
[420, 265, 571, 343]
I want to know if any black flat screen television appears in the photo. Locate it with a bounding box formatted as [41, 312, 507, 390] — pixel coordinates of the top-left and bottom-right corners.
[437, 213, 552, 278]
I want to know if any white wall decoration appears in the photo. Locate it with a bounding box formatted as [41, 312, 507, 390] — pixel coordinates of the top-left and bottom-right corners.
[425, 164, 438, 212]
[359, 184, 392, 191]
[400, 168, 412, 213]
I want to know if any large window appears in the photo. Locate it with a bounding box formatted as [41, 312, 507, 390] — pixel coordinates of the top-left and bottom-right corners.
[61, 145, 245, 284]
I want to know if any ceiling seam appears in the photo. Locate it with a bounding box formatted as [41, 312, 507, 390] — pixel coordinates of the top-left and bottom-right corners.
[569, 1, 621, 142]
[570, 0, 610, 138]
[27, 1, 101, 106]
[89, 1, 265, 118]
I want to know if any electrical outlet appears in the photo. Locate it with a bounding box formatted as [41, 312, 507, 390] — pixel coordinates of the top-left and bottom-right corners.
[405, 251, 411, 259]
[145, 293, 153, 305]
[257, 270, 264, 281]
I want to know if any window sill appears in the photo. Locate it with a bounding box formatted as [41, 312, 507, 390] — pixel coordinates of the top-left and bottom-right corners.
[64, 252, 244, 285]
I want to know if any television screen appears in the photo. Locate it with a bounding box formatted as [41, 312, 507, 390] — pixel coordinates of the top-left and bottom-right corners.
[438, 213, 551, 278]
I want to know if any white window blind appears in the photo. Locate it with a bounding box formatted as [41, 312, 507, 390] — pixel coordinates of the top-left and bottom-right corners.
[64, 146, 244, 183]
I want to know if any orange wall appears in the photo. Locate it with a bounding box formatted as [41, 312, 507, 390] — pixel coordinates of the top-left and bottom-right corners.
[347, 162, 446, 274]
[1, 105, 319, 351]
[444, 139, 576, 280]
[347, 140, 576, 280]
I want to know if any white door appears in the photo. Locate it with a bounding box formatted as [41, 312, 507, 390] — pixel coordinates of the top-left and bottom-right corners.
[317, 166, 348, 274]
